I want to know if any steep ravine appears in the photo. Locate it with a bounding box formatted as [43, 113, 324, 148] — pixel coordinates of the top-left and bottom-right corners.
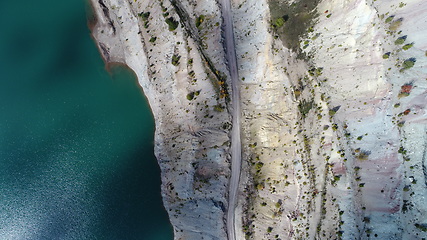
[89, 0, 427, 239]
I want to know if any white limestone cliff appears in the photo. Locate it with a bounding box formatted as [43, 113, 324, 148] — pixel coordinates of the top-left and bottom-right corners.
[89, 0, 427, 239]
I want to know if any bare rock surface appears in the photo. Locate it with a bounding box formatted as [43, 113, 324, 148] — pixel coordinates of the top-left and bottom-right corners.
[89, 0, 427, 239]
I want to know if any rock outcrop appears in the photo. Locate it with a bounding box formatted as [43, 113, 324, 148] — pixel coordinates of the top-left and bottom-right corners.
[89, 0, 427, 239]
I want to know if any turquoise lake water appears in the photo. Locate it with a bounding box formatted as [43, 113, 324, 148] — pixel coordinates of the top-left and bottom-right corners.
[0, 1, 173, 239]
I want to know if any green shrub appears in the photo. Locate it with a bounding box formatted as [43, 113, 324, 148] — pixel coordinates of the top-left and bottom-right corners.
[385, 15, 395, 23]
[188, 70, 195, 78]
[332, 124, 338, 131]
[415, 223, 427, 232]
[186, 92, 195, 100]
[255, 162, 264, 170]
[166, 17, 179, 31]
[402, 43, 413, 50]
[403, 185, 411, 192]
[398, 146, 407, 154]
[274, 17, 285, 28]
[138, 12, 150, 21]
[398, 92, 410, 98]
[149, 37, 157, 43]
[196, 15, 205, 28]
[308, 67, 323, 77]
[382, 52, 390, 59]
[329, 105, 341, 116]
[401, 58, 416, 71]
[356, 150, 371, 160]
[389, 18, 403, 31]
[395, 35, 407, 45]
[213, 104, 224, 112]
[171, 54, 181, 66]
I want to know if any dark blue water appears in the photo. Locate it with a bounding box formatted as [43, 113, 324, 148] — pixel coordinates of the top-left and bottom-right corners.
[0, 1, 173, 239]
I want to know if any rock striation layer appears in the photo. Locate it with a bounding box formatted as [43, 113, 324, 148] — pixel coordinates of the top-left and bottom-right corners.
[89, 0, 427, 239]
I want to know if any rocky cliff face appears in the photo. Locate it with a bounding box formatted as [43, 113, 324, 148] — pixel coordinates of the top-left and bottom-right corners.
[90, 0, 231, 239]
[89, 0, 427, 239]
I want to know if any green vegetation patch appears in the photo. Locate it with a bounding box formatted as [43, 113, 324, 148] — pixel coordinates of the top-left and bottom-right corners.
[397, 121, 405, 127]
[401, 58, 416, 71]
[308, 67, 323, 77]
[385, 15, 395, 23]
[398, 146, 407, 154]
[139, 12, 151, 29]
[268, 0, 321, 54]
[402, 43, 414, 50]
[171, 54, 181, 66]
[165, 17, 179, 31]
[355, 150, 371, 160]
[382, 52, 390, 59]
[138, 12, 150, 21]
[415, 223, 427, 232]
[213, 104, 224, 112]
[274, 15, 287, 28]
[186, 91, 198, 100]
[186, 92, 194, 100]
[298, 99, 314, 119]
[389, 18, 403, 31]
[329, 105, 341, 116]
[255, 162, 264, 170]
[395, 35, 407, 45]
[195, 15, 205, 28]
